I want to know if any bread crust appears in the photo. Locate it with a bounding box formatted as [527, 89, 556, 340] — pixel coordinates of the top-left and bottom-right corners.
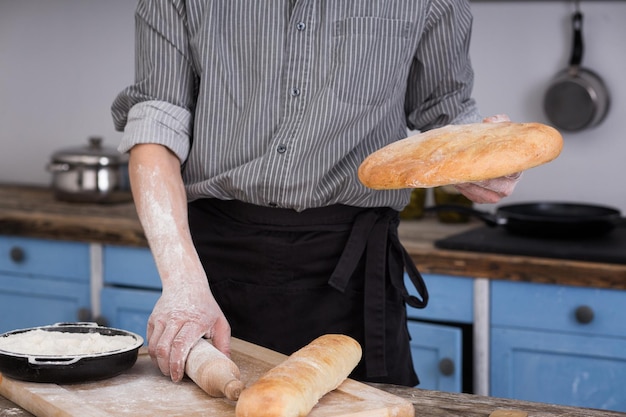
[358, 122, 563, 189]
[235, 334, 362, 417]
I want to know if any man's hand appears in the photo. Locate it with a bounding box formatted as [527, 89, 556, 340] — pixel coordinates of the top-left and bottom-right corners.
[454, 172, 522, 204]
[454, 114, 522, 203]
[147, 281, 231, 382]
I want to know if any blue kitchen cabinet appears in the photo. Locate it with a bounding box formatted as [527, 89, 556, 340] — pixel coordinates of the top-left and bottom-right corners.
[405, 273, 474, 393]
[490, 280, 626, 412]
[100, 245, 161, 341]
[102, 245, 162, 290]
[408, 320, 462, 392]
[0, 236, 91, 333]
[100, 286, 160, 341]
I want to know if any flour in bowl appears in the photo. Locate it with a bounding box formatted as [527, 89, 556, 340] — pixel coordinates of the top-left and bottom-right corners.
[0, 329, 137, 356]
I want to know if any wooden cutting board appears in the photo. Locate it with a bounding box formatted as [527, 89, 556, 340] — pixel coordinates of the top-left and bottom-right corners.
[0, 338, 414, 417]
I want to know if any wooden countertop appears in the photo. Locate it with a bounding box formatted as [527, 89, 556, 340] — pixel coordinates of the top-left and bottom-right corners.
[2, 384, 625, 417]
[1, 184, 624, 290]
[0, 184, 146, 247]
[399, 219, 626, 290]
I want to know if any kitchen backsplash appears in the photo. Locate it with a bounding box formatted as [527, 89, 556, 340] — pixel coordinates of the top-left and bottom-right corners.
[1, 1, 625, 212]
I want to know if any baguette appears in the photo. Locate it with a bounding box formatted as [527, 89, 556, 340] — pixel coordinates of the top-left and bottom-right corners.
[235, 334, 362, 417]
[358, 122, 563, 189]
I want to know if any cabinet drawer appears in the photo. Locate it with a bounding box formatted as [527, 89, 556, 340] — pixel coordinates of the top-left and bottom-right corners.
[405, 273, 473, 324]
[491, 280, 626, 338]
[103, 245, 161, 289]
[0, 236, 89, 281]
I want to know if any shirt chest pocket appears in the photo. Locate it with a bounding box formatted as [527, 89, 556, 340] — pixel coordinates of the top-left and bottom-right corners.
[330, 17, 413, 106]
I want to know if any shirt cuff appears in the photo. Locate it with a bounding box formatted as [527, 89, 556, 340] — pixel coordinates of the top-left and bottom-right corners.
[118, 101, 192, 163]
[450, 99, 483, 125]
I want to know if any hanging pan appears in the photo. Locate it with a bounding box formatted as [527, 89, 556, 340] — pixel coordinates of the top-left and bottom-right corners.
[543, 6, 610, 131]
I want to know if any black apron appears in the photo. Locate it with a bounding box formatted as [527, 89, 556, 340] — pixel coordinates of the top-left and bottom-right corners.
[188, 199, 428, 386]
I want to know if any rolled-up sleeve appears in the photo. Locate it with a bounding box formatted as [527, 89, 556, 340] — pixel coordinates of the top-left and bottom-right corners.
[118, 100, 192, 162]
[111, 0, 197, 160]
[405, 0, 482, 131]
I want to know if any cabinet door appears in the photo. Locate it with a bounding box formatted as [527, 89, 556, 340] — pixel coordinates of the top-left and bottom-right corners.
[100, 287, 161, 342]
[0, 274, 90, 333]
[407, 320, 462, 392]
[491, 327, 626, 412]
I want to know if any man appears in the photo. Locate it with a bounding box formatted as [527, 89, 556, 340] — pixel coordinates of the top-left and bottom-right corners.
[111, 0, 520, 386]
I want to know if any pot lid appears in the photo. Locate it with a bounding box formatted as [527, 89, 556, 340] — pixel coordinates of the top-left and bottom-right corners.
[51, 137, 128, 166]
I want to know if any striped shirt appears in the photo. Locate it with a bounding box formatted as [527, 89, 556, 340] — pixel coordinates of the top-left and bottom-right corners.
[111, 0, 481, 211]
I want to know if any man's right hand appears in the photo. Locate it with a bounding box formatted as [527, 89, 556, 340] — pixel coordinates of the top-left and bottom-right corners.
[147, 281, 231, 382]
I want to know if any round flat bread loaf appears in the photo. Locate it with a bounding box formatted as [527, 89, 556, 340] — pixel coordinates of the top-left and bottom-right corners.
[358, 122, 563, 189]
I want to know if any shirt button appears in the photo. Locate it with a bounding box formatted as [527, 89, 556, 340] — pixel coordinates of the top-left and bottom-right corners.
[277, 144, 287, 154]
[296, 22, 306, 31]
[290, 87, 301, 97]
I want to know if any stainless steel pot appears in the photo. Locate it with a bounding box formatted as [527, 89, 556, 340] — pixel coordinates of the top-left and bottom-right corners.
[47, 136, 132, 203]
[543, 10, 610, 131]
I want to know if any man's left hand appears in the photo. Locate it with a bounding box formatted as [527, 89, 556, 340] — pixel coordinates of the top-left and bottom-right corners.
[453, 114, 522, 204]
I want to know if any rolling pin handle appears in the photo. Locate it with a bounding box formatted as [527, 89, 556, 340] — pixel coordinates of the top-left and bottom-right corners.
[224, 379, 245, 401]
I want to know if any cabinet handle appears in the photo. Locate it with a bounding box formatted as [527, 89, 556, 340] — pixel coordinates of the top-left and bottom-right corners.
[9, 246, 25, 263]
[76, 309, 110, 328]
[77, 308, 92, 322]
[94, 316, 110, 327]
[575, 305, 594, 324]
[438, 358, 455, 376]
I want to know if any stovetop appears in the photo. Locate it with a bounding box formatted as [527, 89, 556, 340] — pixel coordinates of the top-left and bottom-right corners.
[435, 225, 626, 265]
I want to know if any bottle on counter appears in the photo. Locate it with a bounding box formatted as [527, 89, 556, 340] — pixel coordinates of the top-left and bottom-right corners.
[400, 188, 427, 220]
[433, 185, 473, 223]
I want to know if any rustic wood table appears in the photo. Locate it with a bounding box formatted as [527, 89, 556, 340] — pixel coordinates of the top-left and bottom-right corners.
[2, 384, 625, 417]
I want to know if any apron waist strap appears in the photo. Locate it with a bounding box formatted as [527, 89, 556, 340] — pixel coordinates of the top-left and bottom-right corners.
[328, 208, 428, 378]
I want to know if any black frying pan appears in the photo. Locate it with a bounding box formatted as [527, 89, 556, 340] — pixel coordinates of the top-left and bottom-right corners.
[0, 323, 143, 383]
[430, 202, 625, 239]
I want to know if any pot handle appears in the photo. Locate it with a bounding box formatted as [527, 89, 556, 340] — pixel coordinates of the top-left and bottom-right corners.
[568, 10, 584, 69]
[28, 356, 81, 366]
[51, 322, 99, 327]
[425, 205, 503, 227]
[46, 162, 71, 173]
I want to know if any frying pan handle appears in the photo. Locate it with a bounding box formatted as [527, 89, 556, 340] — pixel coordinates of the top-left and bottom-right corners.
[425, 205, 501, 227]
[28, 356, 81, 366]
[569, 11, 584, 68]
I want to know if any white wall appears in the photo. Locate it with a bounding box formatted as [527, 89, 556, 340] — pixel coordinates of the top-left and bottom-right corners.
[0, 0, 135, 184]
[1, 1, 625, 212]
[470, 1, 626, 212]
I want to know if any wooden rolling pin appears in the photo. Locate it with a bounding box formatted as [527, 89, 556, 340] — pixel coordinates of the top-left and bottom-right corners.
[185, 338, 245, 401]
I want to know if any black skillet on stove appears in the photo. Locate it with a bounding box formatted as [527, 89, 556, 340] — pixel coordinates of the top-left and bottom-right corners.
[430, 202, 626, 239]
